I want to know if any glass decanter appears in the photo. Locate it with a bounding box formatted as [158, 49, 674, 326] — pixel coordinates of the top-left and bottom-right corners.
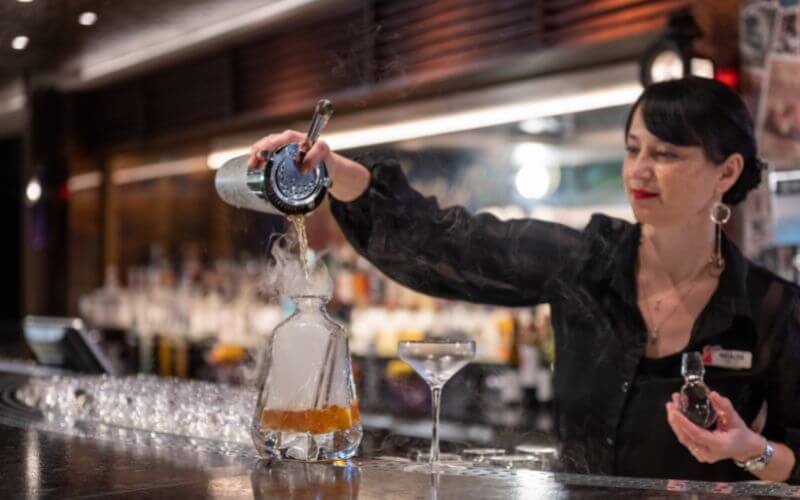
[678, 352, 717, 428]
[251, 294, 362, 461]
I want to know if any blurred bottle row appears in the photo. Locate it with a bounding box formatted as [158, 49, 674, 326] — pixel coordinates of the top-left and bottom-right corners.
[78, 246, 556, 419]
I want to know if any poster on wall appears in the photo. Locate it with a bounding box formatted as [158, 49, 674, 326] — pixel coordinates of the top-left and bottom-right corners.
[741, 1, 778, 70]
[739, 0, 800, 254]
[749, 0, 800, 164]
[740, 1, 779, 135]
[757, 56, 800, 163]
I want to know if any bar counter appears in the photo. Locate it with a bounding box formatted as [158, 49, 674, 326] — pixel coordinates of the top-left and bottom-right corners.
[1, 370, 797, 499]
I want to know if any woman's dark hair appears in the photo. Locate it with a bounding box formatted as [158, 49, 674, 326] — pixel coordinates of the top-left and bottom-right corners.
[624, 76, 765, 205]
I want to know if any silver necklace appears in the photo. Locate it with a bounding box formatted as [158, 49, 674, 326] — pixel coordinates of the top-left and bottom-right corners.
[638, 242, 712, 345]
[640, 272, 705, 345]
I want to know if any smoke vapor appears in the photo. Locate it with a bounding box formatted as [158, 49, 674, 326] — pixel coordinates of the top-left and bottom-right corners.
[261, 233, 333, 300]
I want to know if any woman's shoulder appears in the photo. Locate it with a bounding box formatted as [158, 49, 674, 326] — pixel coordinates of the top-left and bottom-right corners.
[745, 260, 800, 326]
[584, 213, 635, 235]
[549, 213, 637, 286]
[746, 261, 800, 298]
[578, 213, 638, 255]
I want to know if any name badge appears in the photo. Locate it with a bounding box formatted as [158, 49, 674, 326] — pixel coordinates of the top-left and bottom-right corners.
[701, 345, 752, 370]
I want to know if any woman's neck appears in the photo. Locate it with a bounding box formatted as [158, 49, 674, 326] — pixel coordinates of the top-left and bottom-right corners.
[640, 216, 715, 285]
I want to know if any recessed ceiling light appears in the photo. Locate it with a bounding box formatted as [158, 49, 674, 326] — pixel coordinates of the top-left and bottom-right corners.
[12, 36, 29, 50]
[78, 12, 98, 26]
[17, 0, 34, 3]
[25, 178, 42, 204]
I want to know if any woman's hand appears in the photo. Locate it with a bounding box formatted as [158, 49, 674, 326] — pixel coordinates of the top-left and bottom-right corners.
[666, 391, 766, 464]
[247, 129, 370, 202]
[247, 129, 330, 172]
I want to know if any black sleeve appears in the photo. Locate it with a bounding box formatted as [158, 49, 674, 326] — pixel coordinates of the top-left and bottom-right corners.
[763, 286, 800, 484]
[328, 159, 581, 307]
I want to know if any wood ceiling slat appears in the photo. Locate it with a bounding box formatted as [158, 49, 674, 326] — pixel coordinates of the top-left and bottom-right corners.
[540, 0, 585, 8]
[546, 16, 667, 46]
[544, 0, 656, 25]
[543, 0, 689, 31]
[247, 78, 343, 104]
[375, 7, 538, 55]
[402, 34, 540, 75]
[375, 0, 531, 33]
[543, 0, 688, 43]
[239, 23, 358, 61]
[374, 0, 488, 22]
[374, 0, 541, 82]
[235, 7, 362, 112]
[381, 23, 541, 69]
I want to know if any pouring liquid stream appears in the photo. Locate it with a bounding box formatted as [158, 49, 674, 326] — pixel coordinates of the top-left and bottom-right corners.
[288, 214, 310, 278]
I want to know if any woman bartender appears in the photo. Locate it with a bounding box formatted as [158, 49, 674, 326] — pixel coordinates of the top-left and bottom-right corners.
[248, 77, 800, 483]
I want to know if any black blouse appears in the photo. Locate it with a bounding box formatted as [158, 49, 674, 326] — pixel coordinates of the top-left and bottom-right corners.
[329, 158, 800, 483]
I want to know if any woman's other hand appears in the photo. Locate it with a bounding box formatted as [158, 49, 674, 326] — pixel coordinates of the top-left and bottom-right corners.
[247, 129, 370, 202]
[666, 391, 766, 464]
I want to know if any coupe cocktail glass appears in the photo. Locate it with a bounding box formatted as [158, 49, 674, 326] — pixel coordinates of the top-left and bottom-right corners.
[397, 339, 476, 472]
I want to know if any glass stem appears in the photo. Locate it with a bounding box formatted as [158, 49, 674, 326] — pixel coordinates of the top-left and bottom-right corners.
[139, 334, 153, 374]
[430, 385, 442, 467]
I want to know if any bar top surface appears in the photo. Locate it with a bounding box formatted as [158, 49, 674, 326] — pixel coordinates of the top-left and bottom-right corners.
[0, 370, 795, 499]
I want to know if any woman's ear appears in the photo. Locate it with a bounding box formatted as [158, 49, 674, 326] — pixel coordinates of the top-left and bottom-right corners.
[715, 153, 744, 197]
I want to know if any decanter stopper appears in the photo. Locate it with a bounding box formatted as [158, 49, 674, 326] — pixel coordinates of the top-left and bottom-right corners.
[678, 352, 717, 428]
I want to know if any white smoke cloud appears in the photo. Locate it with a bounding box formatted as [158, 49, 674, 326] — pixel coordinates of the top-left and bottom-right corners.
[261, 232, 333, 300]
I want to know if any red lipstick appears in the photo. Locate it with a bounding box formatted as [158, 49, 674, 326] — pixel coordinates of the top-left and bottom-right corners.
[630, 189, 658, 200]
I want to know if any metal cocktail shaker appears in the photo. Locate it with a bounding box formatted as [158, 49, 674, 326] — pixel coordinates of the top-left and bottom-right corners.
[215, 99, 334, 215]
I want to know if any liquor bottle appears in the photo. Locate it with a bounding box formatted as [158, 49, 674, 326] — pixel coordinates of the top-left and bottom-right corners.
[678, 352, 717, 428]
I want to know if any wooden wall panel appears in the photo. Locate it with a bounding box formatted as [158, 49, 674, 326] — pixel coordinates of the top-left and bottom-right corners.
[373, 0, 541, 80]
[235, 7, 365, 116]
[86, 80, 144, 147]
[146, 54, 229, 135]
[113, 169, 216, 276]
[67, 189, 102, 314]
[542, 0, 691, 45]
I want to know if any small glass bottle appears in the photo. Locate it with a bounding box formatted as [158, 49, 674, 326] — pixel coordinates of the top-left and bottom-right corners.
[251, 294, 362, 461]
[678, 352, 717, 428]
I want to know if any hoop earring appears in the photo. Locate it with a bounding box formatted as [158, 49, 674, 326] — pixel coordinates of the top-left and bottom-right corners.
[709, 201, 731, 274]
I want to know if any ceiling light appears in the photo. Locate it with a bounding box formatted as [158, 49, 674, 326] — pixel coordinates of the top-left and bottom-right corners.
[12, 36, 29, 50]
[690, 57, 714, 79]
[519, 117, 561, 135]
[323, 84, 642, 150]
[17, 0, 33, 3]
[71, 0, 317, 86]
[648, 48, 685, 83]
[639, 10, 715, 86]
[516, 164, 552, 200]
[513, 143, 561, 200]
[25, 178, 41, 204]
[78, 12, 98, 26]
[67, 172, 103, 193]
[112, 158, 206, 185]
